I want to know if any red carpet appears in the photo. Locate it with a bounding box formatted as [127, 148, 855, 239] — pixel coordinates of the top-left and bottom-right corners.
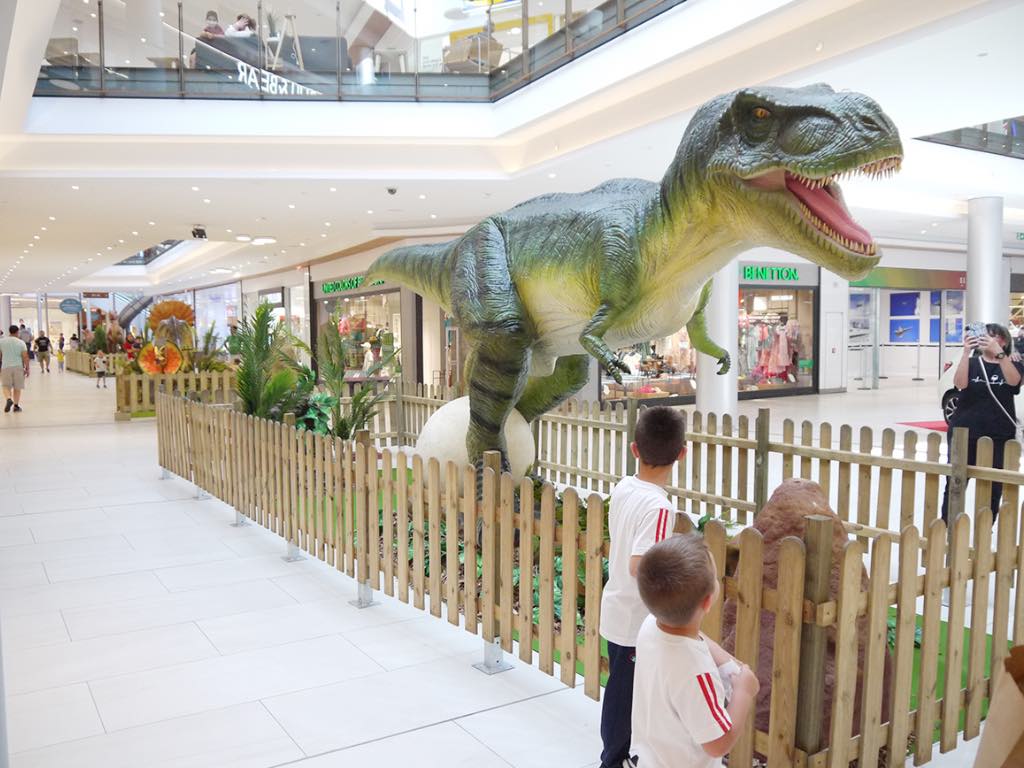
[898, 421, 948, 432]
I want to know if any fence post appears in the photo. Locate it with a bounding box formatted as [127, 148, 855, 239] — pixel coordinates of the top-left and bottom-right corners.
[625, 397, 639, 476]
[795, 514, 834, 755]
[280, 413, 302, 561]
[947, 426, 969, 523]
[475, 450, 513, 675]
[350, 430, 376, 608]
[753, 407, 770, 514]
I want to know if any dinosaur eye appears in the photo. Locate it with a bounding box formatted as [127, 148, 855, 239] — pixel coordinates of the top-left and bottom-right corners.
[752, 106, 771, 121]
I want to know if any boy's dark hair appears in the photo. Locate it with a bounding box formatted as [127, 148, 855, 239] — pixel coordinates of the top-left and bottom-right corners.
[8, 325, 17, 335]
[637, 534, 716, 626]
[634, 405, 686, 467]
[986, 323, 1012, 355]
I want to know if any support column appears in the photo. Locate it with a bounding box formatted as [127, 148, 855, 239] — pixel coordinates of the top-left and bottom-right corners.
[966, 197, 1008, 326]
[0, 296, 11, 331]
[36, 293, 44, 337]
[695, 265, 738, 417]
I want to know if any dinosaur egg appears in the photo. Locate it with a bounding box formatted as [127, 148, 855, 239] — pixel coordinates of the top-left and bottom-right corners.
[415, 396, 535, 481]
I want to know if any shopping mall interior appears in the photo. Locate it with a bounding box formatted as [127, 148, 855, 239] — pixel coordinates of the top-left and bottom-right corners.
[1, 1, 1023, 766]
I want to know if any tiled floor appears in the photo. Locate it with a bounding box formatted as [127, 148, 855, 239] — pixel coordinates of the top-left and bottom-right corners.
[0, 371, 989, 767]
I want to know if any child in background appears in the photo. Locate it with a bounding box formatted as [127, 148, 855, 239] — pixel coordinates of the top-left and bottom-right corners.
[598, 405, 687, 768]
[632, 535, 760, 768]
[93, 349, 108, 388]
[56, 348, 65, 372]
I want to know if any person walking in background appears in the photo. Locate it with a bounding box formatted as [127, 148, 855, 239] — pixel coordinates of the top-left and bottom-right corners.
[56, 347, 65, 373]
[94, 349, 109, 388]
[18, 323, 33, 360]
[58, 333, 66, 352]
[599, 406, 687, 768]
[34, 331, 52, 373]
[69, 333, 80, 351]
[0, 324, 30, 412]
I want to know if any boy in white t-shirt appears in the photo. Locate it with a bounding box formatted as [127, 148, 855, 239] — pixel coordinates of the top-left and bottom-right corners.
[633, 535, 760, 768]
[598, 406, 686, 768]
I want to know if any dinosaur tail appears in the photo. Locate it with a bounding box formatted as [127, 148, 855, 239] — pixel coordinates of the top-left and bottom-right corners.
[367, 242, 454, 310]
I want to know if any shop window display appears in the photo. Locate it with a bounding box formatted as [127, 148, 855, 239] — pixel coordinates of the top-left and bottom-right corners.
[319, 291, 400, 387]
[602, 287, 816, 403]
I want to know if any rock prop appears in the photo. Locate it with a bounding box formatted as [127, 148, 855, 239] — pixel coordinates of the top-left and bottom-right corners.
[719, 478, 892, 749]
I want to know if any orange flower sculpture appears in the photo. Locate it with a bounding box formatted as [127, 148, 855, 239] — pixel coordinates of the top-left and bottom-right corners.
[148, 300, 195, 331]
[138, 342, 183, 374]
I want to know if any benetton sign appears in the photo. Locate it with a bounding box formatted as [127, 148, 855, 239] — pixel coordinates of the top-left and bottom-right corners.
[321, 276, 385, 295]
[742, 265, 800, 282]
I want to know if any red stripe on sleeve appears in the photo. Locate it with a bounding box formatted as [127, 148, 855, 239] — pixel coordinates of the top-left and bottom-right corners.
[705, 673, 732, 728]
[698, 673, 731, 733]
[655, 509, 668, 542]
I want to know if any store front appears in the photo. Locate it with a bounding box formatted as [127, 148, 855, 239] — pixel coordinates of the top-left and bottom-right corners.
[601, 261, 819, 404]
[848, 267, 966, 385]
[312, 273, 414, 388]
[193, 282, 241, 341]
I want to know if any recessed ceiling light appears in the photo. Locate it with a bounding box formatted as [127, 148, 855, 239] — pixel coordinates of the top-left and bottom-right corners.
[22, 250, 27, 254]
[148, 221, 155, 226]
[329, 186, 337, 192]
[366, 210, 374, 214]
[89, 11, 95, 17]
[299, 242, 306, 247]
[118, 239, 124, 243]
[430, 214, 437, 219]
[324, 222, 332, 227]
[124, 59, 130, 64]
[140, 37, 147, 43]
[418, 194, 426, 200]
[547, 172, 556, 179]
[131, 230, 138, 235]
[252, 236, 277, 245]
[931, 222, 938, 227]
[814, 41, 824, 52]
[106, 246, 112, 250]
[48, 216, 56, 221]
[226, 228, 233, 233]
[202, 198, 211, 204]
[320, 233, 327, 238]
[191, 186, 199, 191]
[72, 26, 78, 31]
[32, 235, 39, 240]
[920, 229, 927, 235]
[288, 204, 296, 209]
[235, 234, 252, 242]
[40, 227, 46, 231]
[71, 185, 79, 190]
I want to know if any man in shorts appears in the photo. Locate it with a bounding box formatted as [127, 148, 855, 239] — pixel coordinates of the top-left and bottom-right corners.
[0, 324, 30, 413]
[34, 331, 52, 373]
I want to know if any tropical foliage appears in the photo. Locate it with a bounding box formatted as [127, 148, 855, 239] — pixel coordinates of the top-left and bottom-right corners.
[234, 302, 309, 421]
[192, 326, 229, 372]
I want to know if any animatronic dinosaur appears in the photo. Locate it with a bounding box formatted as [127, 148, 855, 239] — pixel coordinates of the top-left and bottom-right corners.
[369, 84, 902, 471]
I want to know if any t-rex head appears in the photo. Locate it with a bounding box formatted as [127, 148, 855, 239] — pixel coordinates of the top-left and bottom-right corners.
[669, 83, 902, 279]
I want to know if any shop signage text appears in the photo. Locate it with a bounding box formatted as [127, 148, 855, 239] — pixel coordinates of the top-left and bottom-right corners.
[742, 265, 801, 282]
[321, 276, 385, 295]
[1017, 232, 1024, 241]
[235, 62, 322, 98]
[59, 298, 83, 315]
[82, 291, 109, 299]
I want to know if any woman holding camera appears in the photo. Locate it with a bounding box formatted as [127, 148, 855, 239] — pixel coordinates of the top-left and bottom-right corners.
[942, 323, 1023, 522]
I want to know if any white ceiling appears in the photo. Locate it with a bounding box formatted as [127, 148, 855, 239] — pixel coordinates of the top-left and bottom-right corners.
[1, 0, 1023, 296]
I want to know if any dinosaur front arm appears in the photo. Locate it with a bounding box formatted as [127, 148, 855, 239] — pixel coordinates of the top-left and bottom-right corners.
[686, 279, 731, 375]
[580, 304, 631, 384]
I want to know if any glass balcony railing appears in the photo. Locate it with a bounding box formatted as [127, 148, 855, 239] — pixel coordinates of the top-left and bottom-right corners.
[34, 0, 685, 103]
[918, 116, 1024, 160]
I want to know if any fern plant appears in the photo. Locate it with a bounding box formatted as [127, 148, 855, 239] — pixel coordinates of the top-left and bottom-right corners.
[193, 326, 228, 372]
[234, 303, 306, 421]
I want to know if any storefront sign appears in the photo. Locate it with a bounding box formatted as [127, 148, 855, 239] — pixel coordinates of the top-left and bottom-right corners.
[82, 291, 109, 299]
[59, 298, 83, 315]
[738, 262, 818, 286]
[235, 62, 322, 98]
[850, 267, 966, 290]
[320, 276, 386, 295]
[1016, 232, 1024, 241]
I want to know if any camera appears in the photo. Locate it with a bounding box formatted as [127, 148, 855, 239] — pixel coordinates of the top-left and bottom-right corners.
[191, 226, 208, 239]
[386, 187, 397, 196]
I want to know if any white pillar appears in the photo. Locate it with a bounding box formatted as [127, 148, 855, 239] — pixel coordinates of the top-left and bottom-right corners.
[695, 265, 738, 417]
[966, 197, 1008, 326]
[36, 294, 44, 336]
[0, 296, 11, 331]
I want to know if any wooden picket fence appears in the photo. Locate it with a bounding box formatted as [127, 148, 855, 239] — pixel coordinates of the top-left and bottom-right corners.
[66, 349, 128, 376]
[115, 370, 236, 419]
[156, 392, 1024, 768]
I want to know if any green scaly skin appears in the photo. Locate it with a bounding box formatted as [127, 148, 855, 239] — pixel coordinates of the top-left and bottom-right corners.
[369, 84, 903, 471]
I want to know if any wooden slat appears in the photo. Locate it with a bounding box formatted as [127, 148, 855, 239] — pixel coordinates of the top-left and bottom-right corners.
[518, 477, 536, 662]
[887, 525, 920, 763]
[800, 420, 813, 480]
[837, 425, 853, 520]
[412, 455, 426, 611]
[737, 415, 750, 523]
[991, 502, 1016, 686]
[973, 438, 993, 515]
[915, 518, 947, 765]
[940, 513, 970, 753]
[538, 483, 556, 675]
[706, 413, 719, 518]
[499, 473, 515, 652]
[354, 443, 368, 584]
[342, 440, 354, 576]
[922, 433, 942, 536]
[395, 451, 410, 602]
[690, 410, 703, 519]
[721, 414, 734, 521]
[782, 418, 795, 479]
[857, 426, 873, 526]
[304, 430, 315, 553]
[900, 431, 918, 531]
[480, 467, 497, 643]
[965, 508, 993, 739]
[582, 493, 603, 700]
[828, 540, 865, 768]
[858, 536, 891, 768]
[818, 422, 832, 504]
[874, 428, 895, 530]
[444, 461, 459, 623]
[767, 536, 804, 767]
[366, 444, 380, 584]
[559, 488, 579, 687]
[462, 465, 478, 635]
[427, 458, 442, 618]
[701, 521, 727, 643]
[730, 527, 764, 768]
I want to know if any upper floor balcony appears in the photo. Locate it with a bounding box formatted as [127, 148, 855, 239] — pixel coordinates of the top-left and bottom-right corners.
[34, 0, 684, 103]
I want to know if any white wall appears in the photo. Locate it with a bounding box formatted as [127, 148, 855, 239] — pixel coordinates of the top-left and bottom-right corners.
[421, 298, 444, 389]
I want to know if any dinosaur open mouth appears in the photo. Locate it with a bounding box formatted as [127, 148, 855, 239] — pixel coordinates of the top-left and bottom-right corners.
[783, 156, 901, 257]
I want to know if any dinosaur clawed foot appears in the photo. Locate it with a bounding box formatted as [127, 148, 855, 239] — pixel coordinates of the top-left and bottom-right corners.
[716, 352, 731, 375]
[601, 354, 632, 384]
